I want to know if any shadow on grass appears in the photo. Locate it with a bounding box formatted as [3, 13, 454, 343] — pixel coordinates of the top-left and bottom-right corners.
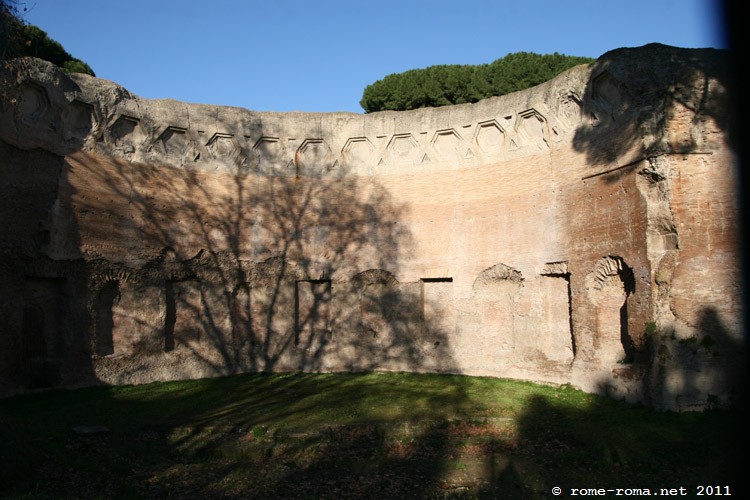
[1, 373, 472, 498]
[511, 394, 736, 496]
[0, 373, 739, 499]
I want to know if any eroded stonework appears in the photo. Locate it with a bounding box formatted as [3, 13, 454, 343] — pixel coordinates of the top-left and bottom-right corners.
[0, 44, 741, 410]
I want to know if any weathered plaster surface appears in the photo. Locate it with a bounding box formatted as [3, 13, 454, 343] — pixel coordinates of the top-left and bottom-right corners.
[0, 44, 741, 410]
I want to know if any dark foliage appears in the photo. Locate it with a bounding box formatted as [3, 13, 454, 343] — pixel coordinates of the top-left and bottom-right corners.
[360, 52, 594, 113]
[1, 1, 94, 76]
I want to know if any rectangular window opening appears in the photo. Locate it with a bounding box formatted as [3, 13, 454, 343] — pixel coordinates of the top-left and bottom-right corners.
[420, 277, 453, 283]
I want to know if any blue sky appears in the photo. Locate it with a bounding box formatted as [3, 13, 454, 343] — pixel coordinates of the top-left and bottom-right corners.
[21, 0, 727, 113]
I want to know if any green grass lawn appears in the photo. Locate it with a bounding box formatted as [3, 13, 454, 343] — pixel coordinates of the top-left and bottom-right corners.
[0, 372, 740, 498]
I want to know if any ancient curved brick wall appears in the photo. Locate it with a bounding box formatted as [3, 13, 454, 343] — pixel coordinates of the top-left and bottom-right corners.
[0, 44, 741, 410]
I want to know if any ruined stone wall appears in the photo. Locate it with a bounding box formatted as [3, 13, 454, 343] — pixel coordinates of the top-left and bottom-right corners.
[0, 44, 741, 410]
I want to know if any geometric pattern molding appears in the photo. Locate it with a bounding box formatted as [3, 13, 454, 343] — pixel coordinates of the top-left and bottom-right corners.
[474, 120, 505, 154]
[342, 137, 375, 169]
[207, 133, 238, 160]
[17, 82, 50, 125]
[157, 127, 189, 156]
[516, 109, 548, 148]
[387, 133, 419, 165]
[110, 115, 142, 150]
[431, 129, 463, 160]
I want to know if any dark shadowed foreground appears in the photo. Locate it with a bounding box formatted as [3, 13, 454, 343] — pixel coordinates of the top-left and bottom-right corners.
[0, 373, 737, 499]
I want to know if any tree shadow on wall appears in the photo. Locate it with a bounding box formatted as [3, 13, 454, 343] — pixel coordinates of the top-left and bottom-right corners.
[566, 44, 743, 413]
[572, 43, 734, 174]
[0, 56, 507, 496]
[57, 132, 479, 495]
[65, 150, 462, 377]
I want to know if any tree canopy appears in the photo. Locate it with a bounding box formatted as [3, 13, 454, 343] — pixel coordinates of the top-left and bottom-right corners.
[360, 52, 593, 113]
[1, 1, 95, 76]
